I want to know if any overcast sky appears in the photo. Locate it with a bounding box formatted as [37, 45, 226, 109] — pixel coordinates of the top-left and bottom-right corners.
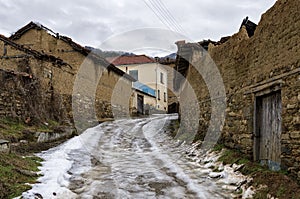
[0, 0, 276, 56]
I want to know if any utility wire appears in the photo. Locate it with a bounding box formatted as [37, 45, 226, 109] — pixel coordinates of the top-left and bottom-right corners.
[143, 0, 175, 31]
[144, 0, 189, 37]
[148, 0, 181, 33]
[154, 0, 188, 35]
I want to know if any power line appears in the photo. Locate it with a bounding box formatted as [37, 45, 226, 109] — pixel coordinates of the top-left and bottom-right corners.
[148, 0, 181, 33]
[144, 0, 189, 37]
[143, 0, 175, 31]
[154, 0, 188, 35]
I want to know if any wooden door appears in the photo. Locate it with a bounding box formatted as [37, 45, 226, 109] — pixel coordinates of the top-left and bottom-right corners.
[255, 91, 281, 171]
[137, 94, 144, 115]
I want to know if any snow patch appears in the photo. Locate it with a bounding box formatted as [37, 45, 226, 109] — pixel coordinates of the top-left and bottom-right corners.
[21, 124, 105, 199]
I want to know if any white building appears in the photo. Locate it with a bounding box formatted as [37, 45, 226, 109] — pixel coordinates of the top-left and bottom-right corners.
[107, 55, 168, 112]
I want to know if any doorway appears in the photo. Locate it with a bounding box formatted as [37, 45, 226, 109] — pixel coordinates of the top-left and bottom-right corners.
[254, 91, 282, 171]
[137, 94, 144, 115]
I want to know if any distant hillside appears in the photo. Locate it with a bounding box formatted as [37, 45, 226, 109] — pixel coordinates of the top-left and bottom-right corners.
[85, 46, 135, 58]
[157, 52, 176, 63]
[85, 46, 177, 62]
[163, 53, 176, 60]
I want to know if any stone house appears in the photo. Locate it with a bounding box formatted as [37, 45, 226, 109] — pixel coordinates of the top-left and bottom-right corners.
[107, 55, 168, 112]
[174, 0, 300, 177]
[0, 34, 72, 123]
[9, 22, 134, 123]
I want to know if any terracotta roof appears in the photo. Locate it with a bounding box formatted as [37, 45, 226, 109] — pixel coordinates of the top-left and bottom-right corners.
[106, 55, 156, 66]
[9, 22, 134, 81]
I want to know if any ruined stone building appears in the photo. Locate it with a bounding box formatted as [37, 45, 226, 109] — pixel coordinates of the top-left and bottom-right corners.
[8, 22, 134, 124]
[174, 0, 300, 178]
[0, 34, 72, 123]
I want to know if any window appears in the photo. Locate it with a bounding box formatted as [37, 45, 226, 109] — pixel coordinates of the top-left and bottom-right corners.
[158, 90, 161, 100]
[164, 92, 166, 102]
[160, 72, 164, 84]
[129, 70, 138, 80]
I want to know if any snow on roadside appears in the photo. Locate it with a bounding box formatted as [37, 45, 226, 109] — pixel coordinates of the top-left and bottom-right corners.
[182, 142, 255, 199]
[19, 125, 105, 199]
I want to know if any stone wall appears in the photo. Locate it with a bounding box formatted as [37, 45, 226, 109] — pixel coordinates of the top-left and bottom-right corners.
[0, 38, 74, 123]
[178, 0, 300, 176]
[10, 27, 91, 95]
[0, 69, 59, 123]
[96, 70, 133, 119]
[11, 26, 133, 121]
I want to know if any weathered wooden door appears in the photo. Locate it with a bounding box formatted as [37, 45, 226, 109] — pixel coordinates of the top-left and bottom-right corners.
[255, 91, 282, 171]
[137, 94, 144, 115]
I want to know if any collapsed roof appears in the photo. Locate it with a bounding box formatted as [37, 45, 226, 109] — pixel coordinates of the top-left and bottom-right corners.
[240, 16, 257, 37]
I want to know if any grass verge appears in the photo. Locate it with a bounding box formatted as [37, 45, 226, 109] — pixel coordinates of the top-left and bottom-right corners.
[0, 117, 71, 198]
[0, 117, 58, 142]
[0, 153, 42, 199]
[214, 145, 300, 199]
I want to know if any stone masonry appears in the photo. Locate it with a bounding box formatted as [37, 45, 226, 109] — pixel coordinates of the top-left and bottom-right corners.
[0, 35, 72, 123]
[175, 0, 300, 177]
[9, 23, 133, 125]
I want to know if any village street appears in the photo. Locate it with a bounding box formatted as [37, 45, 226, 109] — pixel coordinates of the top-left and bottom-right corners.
[0, 0, 299, 198]
[21, 115, 247, 199]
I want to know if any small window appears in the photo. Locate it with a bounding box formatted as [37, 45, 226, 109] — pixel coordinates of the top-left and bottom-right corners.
[160, 72, 164, 84]
[164, 92, 166, 102]
[157, 89, 160, 100]
[129, 70, 138, 80]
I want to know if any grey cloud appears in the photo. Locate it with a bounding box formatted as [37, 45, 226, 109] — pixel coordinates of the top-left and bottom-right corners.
[0, 0, 276, 55]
